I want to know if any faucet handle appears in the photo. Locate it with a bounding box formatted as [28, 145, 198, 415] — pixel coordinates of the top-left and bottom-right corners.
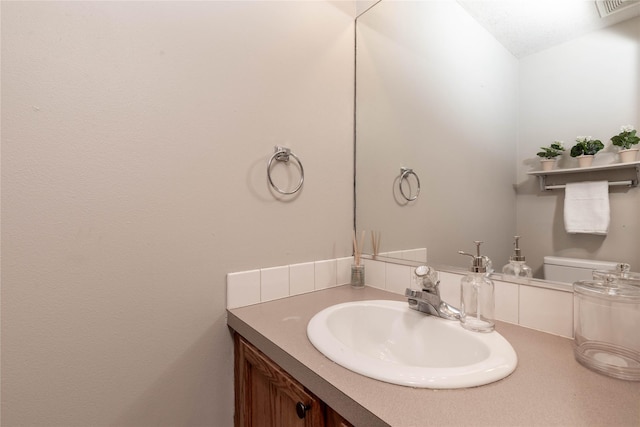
[414, 265, 439, 290]
[415, 265, 432, 277]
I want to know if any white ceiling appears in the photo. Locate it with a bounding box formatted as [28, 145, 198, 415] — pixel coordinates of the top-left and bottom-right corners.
[457, 0, 640, 58]
[356, 0, 380, 17]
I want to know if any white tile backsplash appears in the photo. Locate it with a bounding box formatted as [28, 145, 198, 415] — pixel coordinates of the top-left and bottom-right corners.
[438, 272, 461, 305]
[227, 269, 261, 309]
[519, 285, 573, 337]
[336, 256, 354, 285]
[290, 262, 315, 296]
[381, 250, 403, 259]
[226, 255, 575, 338]
[495, 280, 519, 324]
[402, 248, 427, 262]
[385, 263, 411, 294]
[314, 259, 337, 290]
[379, 248, 427, 262]
[363, 258, 386, 289]
[261, 266, 290, 302]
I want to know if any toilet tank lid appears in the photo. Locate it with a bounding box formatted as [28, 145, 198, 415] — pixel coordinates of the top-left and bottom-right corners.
[543, 256, 619, 270]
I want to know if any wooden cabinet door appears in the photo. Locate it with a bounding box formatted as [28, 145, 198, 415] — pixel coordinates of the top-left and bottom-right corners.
[325, 406, 354, 427]
[235, 334, 325, 427]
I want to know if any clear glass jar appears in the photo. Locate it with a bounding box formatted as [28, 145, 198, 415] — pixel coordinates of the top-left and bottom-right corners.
[502, 260, 533, 278]
[350, 264, 365, 288]
[460, 273, 495, 332]
[573, 279, 640, 380]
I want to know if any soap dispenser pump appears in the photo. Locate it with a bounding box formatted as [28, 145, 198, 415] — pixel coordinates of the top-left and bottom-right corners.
[502, 236, 532, 278]
[458, 241, 495, 332]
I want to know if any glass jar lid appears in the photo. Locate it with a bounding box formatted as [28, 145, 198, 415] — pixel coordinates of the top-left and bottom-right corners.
[574, 279, 640, 302]
[593, 265, 640, 284]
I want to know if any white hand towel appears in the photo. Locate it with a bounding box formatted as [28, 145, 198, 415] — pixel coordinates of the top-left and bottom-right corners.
[564, 181, 610, 235]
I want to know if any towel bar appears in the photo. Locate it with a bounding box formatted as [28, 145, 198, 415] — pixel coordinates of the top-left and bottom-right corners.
[544, 180, 634, 191]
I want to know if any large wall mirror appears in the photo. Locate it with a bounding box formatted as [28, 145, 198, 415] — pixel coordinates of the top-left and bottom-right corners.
[355, 0, 640, 278]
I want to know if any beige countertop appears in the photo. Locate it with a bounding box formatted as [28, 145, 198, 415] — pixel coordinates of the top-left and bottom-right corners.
[227, 285, 640, 426]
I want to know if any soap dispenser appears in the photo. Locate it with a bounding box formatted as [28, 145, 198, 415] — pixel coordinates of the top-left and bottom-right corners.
[502, 236, 533, 278]
[458, 241, 495, 332]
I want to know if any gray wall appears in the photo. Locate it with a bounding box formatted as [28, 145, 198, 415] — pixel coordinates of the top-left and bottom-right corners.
[1, 2, 355, 425]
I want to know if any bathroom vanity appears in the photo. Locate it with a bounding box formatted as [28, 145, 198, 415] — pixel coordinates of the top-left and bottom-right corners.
[228, 285, 639, 426]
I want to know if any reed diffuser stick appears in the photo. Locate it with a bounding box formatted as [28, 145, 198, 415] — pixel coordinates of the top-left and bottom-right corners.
[352, 230, 359, 266]
[371, 231, 381, 256]
[353, 230, 365, 266]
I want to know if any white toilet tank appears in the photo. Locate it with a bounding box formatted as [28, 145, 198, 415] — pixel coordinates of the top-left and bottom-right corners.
[543, 256, 619, 283]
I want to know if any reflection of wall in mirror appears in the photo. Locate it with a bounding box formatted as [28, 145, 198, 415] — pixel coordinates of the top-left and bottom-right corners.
[355, 0, 518, 270]
[516, 15, 640, 276]
[356, 1, 640, 278]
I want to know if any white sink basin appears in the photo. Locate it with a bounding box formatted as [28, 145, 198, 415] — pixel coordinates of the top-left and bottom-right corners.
[307, 300, 517, 389]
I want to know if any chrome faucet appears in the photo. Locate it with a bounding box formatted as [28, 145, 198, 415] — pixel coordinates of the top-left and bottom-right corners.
[405, 266, 461, 320]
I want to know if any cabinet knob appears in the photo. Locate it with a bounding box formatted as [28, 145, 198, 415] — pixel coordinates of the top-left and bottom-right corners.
[295, 402, 309, 419]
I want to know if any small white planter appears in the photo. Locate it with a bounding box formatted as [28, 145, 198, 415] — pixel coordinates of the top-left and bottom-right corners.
[577, 155, 594, 168]
[619, 148, 639, 163]
[540, 158, 557, 171]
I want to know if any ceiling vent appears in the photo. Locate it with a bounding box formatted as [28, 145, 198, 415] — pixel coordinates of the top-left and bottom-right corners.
[595, 0, 639, 17]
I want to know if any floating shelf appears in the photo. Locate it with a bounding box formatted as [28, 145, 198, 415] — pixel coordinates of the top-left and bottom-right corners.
[527, 161, 640, 191]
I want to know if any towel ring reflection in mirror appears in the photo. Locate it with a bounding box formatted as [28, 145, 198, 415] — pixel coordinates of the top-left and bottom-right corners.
[267, 146, 304, 195]
[399, 167, 420, 201]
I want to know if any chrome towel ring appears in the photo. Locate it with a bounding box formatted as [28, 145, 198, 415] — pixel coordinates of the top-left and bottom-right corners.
[267, 146, 304, 195]
[399, 167, 420, 201]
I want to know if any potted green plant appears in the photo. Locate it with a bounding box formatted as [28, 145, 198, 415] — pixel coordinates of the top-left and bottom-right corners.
[610, 125, 639, 163]
[536, 141, 564, 170]
[570, 136, 604, 168]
